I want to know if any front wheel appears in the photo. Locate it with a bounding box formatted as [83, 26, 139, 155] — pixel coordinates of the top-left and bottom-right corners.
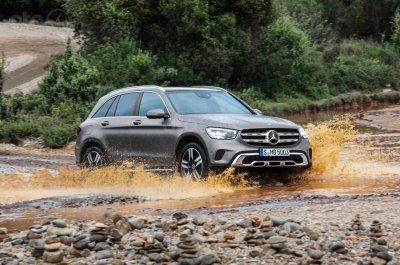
[178, 143, 208, 180]
[82, 146, 106, 168]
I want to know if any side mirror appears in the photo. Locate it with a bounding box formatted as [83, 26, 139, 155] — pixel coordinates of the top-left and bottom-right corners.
[146, 109, 170, 119]
[254, 109, 263, 115]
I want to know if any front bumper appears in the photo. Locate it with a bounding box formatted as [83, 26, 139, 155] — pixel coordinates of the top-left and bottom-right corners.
[231, 151, 309, 168]
[204, 135, 312, 168]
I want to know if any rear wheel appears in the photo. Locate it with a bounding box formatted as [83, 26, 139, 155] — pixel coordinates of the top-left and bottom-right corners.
[178, 143, 208, 180]
[82, 146, 106, 168]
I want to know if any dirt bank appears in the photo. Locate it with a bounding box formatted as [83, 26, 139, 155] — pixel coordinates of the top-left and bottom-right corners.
[0, 23, 74, 93]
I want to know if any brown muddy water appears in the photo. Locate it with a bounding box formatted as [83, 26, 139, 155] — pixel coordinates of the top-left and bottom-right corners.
[0, 105, 399, 232]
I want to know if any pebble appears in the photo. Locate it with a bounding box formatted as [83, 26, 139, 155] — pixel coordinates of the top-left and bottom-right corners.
[43, 250, 64, 263]
[307, 248, 324, 260]
[52, 219, 67, 228]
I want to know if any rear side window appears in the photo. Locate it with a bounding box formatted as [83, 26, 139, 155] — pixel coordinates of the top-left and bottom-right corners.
[106, 96, 120, 117]
[115, 93, 139, 116]
[139, 92, 166, 116]
[93, 97, 116, 118]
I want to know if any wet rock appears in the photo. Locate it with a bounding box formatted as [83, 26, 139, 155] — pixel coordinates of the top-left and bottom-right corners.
[249, 249, 261, 258]
[154, 232, 165, 242]
[193, 216, 210, 226]
[370, 220, 384, 238]
[303, 226, 319, 241]
[236, 218, 253, 228]
[93, 242, 110, 252]
[327, 241, 346, 253]
[95, 250, 115, 260]
[264, 216, 287, 226]
[200, 253, 221, 265]
[43, 250, 64, 263]
[11, 238, 24, 245]
[52, 219, 66, 228]
[74, 238, 90, 250]
[307, 249, 324, 260]
[45, 242, 62, 251]
[109, 228, 123, 241]
[178, 233, 200, 263]
[128, 218, 145, 230]
[47, 227, 74, 237]
[148, 253, 170, 262]
[173, 212, 188, 220]
[282, 222, 303, 233]
[267, 236, 287, 249]
[114, 218, 131, 235]
[372, 256, 388, 265]
[350, 214, 365, 231]
[29, 239, 45, 250]
[377, 238, 388, 245]
[89, 223, 109, 242]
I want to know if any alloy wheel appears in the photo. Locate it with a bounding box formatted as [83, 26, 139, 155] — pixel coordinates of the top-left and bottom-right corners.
[180, 147, 204, 181]
[86, 150, 104, 167]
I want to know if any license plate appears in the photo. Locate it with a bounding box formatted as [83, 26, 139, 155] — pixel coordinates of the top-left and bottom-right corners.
[260, 148, 290, 157]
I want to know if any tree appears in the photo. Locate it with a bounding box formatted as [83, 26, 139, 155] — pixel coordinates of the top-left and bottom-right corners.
[34, 39, 99, 116]
[392, 8, 400, 50]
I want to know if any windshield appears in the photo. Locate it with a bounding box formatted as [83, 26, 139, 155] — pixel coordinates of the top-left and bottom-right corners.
[167, 90, 252, 115]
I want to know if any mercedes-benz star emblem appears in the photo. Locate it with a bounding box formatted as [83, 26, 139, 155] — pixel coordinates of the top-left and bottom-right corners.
[266, 130, 279, 145]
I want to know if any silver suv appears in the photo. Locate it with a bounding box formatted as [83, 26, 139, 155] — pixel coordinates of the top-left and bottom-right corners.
[76, 86, 312, 179]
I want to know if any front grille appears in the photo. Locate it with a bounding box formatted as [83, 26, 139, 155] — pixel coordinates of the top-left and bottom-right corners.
[241, 128, 300, 147]
[242, 154, 304, 165]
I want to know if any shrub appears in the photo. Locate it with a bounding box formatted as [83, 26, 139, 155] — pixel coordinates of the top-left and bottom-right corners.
[259, 16, 326, 99]
[0, 119, 40, 145]
[0, 92, 26, 121]
[86, 39, 178, 88]
[323, 41, 400, 93]
[37, 39, 99, 116]
[40, 120, 77, 148]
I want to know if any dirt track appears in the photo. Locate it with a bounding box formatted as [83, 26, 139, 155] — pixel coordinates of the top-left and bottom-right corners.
[0, 23, 74, 94]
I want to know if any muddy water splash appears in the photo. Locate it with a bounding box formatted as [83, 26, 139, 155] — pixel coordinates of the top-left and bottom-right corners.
[0, 166, 250, 203]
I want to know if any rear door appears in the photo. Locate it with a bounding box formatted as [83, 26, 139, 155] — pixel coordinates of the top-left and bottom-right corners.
[98, 92, 141, 160]
[133, 92, 179, 167]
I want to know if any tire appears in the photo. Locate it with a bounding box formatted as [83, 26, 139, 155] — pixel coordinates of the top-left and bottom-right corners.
[178, 143, 209, 180]
[82, 146, 106, 168]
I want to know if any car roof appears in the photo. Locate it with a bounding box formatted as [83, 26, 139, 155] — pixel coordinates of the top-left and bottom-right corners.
[107, 85, 227, 97]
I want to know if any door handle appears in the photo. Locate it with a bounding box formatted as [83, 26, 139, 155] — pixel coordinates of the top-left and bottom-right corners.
[101, 121, 109, 127]
[133, 120, 142, 126]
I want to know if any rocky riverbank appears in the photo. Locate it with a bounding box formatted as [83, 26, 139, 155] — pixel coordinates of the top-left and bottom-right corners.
[1, 196, 400, 265]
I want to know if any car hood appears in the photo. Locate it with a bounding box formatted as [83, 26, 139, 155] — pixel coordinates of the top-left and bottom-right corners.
[178, 114, 300, 130]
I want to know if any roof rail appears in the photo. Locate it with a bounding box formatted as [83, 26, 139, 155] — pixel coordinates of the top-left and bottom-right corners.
[191, 86, 227, 91]
[107, 85, 164, 94]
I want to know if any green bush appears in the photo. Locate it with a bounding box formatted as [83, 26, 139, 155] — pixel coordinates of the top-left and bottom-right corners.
[86, 39, 178, 88]
[323, 41, 400, 93]
[0, 93, 26, 121]
[36, 39, 99, 116]
[0, 119, 40, 145]
[259, 16, 326, 99]
[39, 119, 78, 148]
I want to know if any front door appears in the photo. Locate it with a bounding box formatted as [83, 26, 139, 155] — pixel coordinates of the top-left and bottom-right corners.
[131, 92, 179, 167]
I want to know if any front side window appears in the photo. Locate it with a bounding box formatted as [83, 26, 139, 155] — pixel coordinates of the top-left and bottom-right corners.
[139, 92, 166, 116]
[115, 93, 139, 116]
[167, 90, 252, 115]
[93, 97, 116, 118]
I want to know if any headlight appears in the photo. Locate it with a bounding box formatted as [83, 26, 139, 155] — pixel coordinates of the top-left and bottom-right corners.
[206, 128, 238, 140]
[299, 127, 308, 139]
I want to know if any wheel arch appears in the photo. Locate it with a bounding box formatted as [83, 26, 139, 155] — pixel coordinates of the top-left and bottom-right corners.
[175, 133, 209, 164]
[79, 138, 106, 164]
